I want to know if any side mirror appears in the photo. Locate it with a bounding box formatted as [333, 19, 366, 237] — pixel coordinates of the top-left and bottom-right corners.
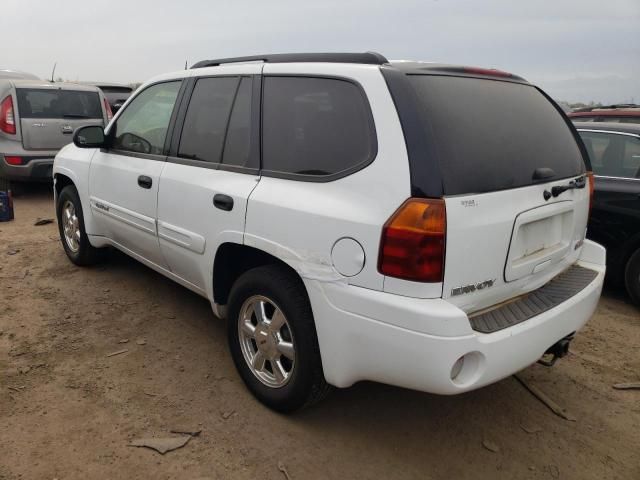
[73, 125, 106, 148]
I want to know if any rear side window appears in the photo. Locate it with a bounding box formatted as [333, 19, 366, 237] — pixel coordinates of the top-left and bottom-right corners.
[262, 76, 376, 178]
[178, 77, 239, 163]
[407, 76, 585, 195]
[580, 131, 640, 178]
[222, 77, 253, 167]
[16, 89, 102, 119]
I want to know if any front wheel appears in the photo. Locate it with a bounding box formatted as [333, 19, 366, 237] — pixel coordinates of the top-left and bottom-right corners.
[227, 264, 331, 412]
[56, 185, 104, 266]
[624, 249, 640, 306]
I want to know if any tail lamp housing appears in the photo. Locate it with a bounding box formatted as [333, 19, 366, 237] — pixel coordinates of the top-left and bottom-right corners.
[103, 98, 113, 122]
[4, 156, 23, 165]
[0, 95, 16, 134]
[586, 171, 594, 217]
[378, 198, 446, 283]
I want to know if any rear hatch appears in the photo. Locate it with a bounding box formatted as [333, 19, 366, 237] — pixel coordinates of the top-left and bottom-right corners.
[99, 86, 132, 110]
[16, 86, 104, 150]
[407, 74, 590, 313]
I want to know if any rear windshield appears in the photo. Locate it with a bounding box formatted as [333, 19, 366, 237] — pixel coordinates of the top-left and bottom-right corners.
[407, 76, 585, 195]
[100, 87, 133, 105]
[16, 88, 103, 119]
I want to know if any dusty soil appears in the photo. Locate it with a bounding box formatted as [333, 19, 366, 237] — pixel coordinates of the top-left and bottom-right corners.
[1, 185, 639, 480]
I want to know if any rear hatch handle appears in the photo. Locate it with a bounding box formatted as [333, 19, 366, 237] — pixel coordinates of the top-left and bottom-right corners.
[544, 176, 586, 200]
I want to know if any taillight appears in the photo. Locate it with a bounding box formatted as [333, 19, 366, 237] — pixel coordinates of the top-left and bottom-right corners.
[4, 156, 23, 165]
[587, 171, 595, 217]
[379, 198, 446, 282]
[103, 98, 113, 121]
[0, 95, 16, 134]
[463, 66, 513, 78]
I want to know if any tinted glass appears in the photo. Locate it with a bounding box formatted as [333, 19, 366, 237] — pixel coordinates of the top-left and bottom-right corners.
[16, 89, 102, 119]
[408, 76, 585, 195]
[222, 77, 252, 167]
[111, 81, 181, 155]
[580, 131, 640, 178]
[262, 77, 375, 176]
[100, 87, 133, 106]
[178, 77, 239, 163]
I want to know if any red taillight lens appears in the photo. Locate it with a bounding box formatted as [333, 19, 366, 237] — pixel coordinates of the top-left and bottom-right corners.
[463, 66, 513, 78]
[587, 171, 595, 217]
[4, 156, 23, 165]
[379, 198, 446, 282]
[103, 98, 113, 121]
[0, 95, 16, 134]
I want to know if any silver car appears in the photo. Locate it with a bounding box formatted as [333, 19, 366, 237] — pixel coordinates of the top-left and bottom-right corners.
[0, 75, 110, 182]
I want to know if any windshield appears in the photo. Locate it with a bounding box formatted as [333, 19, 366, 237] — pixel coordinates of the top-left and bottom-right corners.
[16, 88, 103, 119]
[407, 75, 586, 195]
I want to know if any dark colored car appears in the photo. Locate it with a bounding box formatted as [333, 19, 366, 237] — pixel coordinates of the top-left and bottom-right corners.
[569, 105, 640, 124]
[576, 122, 640, 304]
[85, 82, 133, 114]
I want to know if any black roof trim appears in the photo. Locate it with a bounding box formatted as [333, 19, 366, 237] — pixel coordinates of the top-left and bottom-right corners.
[191, 52, 388, 69]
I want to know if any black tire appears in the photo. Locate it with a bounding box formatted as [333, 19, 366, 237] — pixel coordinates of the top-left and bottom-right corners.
[56, 185, 104, 266]
[0, 176, 10, 192]
[624, 249, 640, 306]
[227, 264, 331, 412]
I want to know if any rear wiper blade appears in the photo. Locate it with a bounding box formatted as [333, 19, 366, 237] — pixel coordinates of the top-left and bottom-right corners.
[62, 114, 90, 119]
[547, 176, 587, 199]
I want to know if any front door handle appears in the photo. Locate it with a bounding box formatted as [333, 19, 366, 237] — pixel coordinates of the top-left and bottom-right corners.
[213, 194, 234, 211]
[138, 175, 152, 189]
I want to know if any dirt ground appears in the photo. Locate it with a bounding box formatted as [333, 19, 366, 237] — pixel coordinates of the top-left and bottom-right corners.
[1, 185, 639, 480]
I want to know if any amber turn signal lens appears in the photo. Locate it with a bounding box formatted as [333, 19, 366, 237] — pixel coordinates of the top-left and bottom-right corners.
[378, 198, 446, 283]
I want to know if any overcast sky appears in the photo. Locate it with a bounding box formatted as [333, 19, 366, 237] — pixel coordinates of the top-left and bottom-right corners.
[3, 0, 639, 103]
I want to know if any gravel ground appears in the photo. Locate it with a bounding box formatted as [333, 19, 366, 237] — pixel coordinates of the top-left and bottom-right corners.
[1, 185, 639, 480]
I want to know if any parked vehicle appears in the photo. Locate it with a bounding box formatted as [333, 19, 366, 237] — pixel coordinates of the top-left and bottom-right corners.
[84, 82, 133, 114]
[0, 80, 111, 182]
[569, 105, 640, 124]
[576, 122, 640, 304]
[0, 69, 39, 80]
[53, 52, 605, 412]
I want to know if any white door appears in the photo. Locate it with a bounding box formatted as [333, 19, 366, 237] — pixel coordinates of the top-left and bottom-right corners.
[157, 69, 261, 290]
[88, 80, 182, 267]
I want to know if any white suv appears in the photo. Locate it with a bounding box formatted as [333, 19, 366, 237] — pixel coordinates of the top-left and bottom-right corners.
[53, 52, 605, 412]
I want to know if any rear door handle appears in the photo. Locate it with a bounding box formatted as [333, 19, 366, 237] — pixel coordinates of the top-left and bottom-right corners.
[213, 194, 234, 211]
[138, 175, 152, 189]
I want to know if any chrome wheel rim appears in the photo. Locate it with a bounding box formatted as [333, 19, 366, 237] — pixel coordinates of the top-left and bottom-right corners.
[62, 200, 81, 253]
[238, 295, 295, 388]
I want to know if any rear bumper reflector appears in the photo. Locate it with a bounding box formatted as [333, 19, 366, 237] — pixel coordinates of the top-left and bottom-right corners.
[469, 265, 598, 333]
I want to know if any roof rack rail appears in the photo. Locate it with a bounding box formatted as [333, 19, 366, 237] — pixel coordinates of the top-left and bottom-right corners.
[191, 52, 388, 69]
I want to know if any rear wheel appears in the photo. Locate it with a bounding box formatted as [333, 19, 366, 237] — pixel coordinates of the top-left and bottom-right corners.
[56, 185, 104, 266]
[227, 264, 331, 412]
[624, 249, 640, 306]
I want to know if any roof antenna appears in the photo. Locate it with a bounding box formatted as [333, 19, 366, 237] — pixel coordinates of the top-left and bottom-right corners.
[184, 60, 188, 70]
[50, 62, 57, 82]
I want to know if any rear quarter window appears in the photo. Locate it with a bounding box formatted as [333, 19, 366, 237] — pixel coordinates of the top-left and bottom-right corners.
[262, 76, 376, 179]
[407, 76, 585, 195]
[16, 89, 102, 119]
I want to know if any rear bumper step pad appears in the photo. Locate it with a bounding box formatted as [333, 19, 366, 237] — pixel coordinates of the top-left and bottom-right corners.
[469, 265, 598, 333]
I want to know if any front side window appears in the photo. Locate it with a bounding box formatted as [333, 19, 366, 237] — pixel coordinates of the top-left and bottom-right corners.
[111, 81, 181, 155]
[580, 131, 640, 178]
[262, 76, 376, 177]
